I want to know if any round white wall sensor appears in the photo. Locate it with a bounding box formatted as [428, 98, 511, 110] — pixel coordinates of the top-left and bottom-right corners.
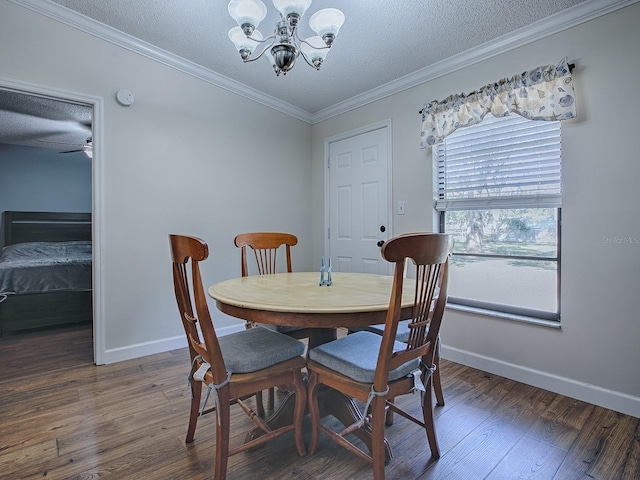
[116, 89, 135, 106]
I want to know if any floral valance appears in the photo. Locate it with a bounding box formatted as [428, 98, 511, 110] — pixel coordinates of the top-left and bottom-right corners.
[419, 58, 576, 148]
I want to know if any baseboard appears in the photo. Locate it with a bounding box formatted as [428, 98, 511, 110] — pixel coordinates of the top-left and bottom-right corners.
[100, 323, 245, 364]
[441, 345, 640, 419]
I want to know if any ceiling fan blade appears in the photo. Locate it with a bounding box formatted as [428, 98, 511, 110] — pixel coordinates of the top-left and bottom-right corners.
[40, 139, 85, 147]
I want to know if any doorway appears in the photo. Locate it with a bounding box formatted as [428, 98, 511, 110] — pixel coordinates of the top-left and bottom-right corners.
[324, 121, 392, 275]
[0, 77, 103, 366]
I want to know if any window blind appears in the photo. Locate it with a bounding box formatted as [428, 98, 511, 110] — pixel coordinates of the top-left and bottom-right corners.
[434, 115, 562, 211]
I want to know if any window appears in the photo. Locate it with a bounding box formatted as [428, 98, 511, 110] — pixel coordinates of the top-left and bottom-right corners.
[434, 114, 561, 321]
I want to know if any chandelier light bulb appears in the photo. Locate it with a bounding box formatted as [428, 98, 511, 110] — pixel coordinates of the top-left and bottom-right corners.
[300, 36, 328, 69]
[309, 8, 345, 45]
[229, 26, 263, 60]
[228, 0, 267, 34]
[272, 0, 312, 22]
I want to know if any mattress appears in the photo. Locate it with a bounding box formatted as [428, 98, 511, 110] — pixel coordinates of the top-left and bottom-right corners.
[0, 241, 92, 295]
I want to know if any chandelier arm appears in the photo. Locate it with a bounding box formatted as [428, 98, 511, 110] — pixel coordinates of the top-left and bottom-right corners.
[296, 34, 330, 52]
[293, 29, 327, 70]
[243, 37, 277, 63]
[247, 33, 277, 45]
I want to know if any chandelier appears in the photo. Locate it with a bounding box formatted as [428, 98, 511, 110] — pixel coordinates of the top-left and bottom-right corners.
[227, 0, 345, 76]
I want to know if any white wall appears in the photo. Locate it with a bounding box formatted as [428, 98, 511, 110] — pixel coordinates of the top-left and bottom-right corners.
[312, 4, 640, 417]
[0, 144, 92, 249]
[0, 1, 313, 361]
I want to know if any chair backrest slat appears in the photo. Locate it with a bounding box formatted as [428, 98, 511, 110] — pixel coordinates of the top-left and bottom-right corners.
[254, 247, 277, 275]
[374, 233, 451, 391]
[234, 232, 297, 276]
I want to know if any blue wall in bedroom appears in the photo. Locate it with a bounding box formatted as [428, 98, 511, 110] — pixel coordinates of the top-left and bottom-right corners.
[0, 143, 92, 249]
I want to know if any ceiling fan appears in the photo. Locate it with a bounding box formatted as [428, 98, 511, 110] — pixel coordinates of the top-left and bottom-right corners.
[32, 135, 93, 157]
[59, 136, 93, 158]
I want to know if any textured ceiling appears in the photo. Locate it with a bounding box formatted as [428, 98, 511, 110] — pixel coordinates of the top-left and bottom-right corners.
[0, 89, 92, 153]
[0, 0, 607, 151]
[48, 0, 589, 114]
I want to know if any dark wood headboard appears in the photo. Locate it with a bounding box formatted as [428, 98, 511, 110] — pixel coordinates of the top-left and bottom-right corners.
[3, 211, 92, 246]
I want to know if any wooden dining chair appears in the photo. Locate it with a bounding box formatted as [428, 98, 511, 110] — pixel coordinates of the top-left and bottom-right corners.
[234, 232, 302, 334]
[169, 234, 307, 480]
[234, 232, 311, 411]
[349, 234, 446, 423]
[306, 232, 451, 479]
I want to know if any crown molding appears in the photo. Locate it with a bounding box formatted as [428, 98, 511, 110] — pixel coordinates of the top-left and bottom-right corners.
[309, 0, 640, 123]
[9, 0, 638, 125]
[7, 0, 314, 123]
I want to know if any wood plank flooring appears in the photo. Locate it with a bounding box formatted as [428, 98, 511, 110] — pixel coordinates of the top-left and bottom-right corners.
[0, 323, 93, 382]
[1, 325, 638, 479]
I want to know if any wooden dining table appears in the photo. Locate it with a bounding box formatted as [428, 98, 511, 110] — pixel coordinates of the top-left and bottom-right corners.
[208, 271, 416, 460]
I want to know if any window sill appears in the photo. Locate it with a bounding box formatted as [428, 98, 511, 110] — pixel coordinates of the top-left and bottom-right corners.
[445, 303, 561, 329]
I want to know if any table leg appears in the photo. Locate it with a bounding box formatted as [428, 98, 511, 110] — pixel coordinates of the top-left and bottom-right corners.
[306, 328, 336, 351]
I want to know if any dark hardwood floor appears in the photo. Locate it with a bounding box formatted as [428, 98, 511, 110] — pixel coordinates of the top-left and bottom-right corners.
[0, 322, 93, 382]
[1, 326, 638, 479]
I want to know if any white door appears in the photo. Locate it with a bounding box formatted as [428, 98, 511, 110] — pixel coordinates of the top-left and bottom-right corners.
[327, 125, 391, 275]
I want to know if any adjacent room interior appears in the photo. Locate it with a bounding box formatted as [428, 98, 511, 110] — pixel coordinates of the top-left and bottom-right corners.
[0, 91, 94, 378]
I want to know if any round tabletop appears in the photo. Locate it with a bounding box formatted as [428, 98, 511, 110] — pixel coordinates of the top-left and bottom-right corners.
[208, 272, 414, 329]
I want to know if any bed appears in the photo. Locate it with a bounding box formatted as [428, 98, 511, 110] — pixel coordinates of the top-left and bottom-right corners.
[0, 211, 92, 336]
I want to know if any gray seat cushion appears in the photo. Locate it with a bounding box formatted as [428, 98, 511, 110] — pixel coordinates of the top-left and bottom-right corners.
[308, 331, 419, 383]
[362, 320, 412, 342]
[219, 326, 305, 373]
[353, 321, 441, 347]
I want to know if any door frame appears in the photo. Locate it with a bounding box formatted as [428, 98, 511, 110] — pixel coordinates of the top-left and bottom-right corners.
[0, 75, 105, 365]
[323, 119, 393, 274]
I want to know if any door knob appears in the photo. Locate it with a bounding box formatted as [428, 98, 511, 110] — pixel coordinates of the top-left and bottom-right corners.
[377, 240, 384, 247]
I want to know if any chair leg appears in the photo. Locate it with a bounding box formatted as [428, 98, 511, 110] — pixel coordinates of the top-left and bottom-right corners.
[384, 398, 395, 426]
[291, 372, 308, 457]
[214, 388, 232, 480]
[422, 375, 440, 458]
[433, 360, 445, 407]
[371, 396, 387, 480]
[268, 387, 275, 411]
[255, 390, 266, 418]
[433, 337, 445, 406]
[386, 353, 444, 428]
[186, 379, 202, 443]
[307, 371, 321, 455]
